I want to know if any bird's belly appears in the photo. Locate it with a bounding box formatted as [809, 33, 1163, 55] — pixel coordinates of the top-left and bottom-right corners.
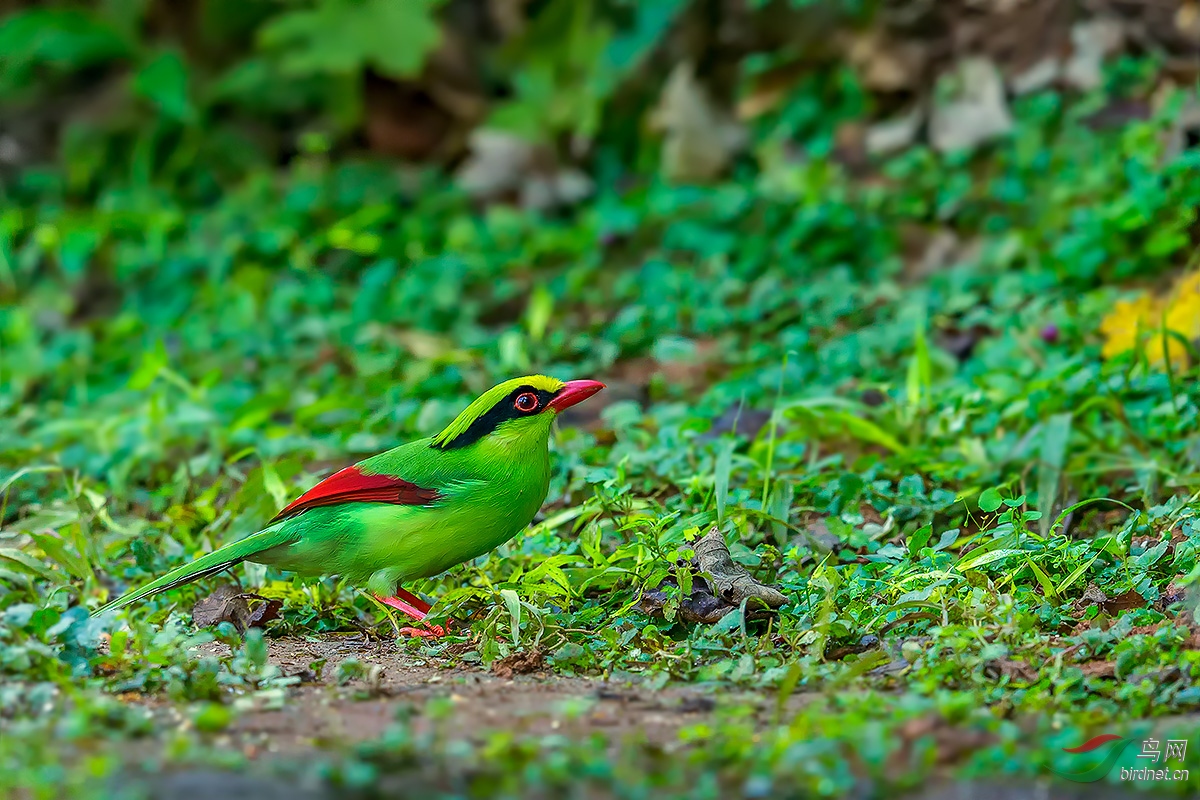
[355, 498, 533, 581]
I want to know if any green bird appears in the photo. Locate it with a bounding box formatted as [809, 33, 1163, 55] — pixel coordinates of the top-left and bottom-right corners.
[96, 375, 605, 637]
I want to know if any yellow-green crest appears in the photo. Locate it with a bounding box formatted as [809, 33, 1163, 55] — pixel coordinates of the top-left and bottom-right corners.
[431, 375, 566, 450]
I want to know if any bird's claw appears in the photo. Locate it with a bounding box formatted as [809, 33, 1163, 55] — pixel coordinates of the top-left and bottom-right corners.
[398, 621, 451, 639]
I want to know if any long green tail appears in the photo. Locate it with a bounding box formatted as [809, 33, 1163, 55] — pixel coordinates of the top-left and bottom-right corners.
[95, 526, 298, 615]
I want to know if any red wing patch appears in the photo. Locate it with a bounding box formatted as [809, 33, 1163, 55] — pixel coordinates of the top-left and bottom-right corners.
[269, 466, 442, 524]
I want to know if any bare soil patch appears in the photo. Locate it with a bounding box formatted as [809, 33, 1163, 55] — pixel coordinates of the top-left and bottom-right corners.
[168, 635, 774, 757]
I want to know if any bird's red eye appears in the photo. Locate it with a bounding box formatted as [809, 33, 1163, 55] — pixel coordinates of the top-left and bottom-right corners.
[514, 392, 540, 413]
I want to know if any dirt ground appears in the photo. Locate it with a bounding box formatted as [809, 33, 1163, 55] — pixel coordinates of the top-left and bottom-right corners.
[110, 636, 1176, 800]
[171, 636, 751, 756]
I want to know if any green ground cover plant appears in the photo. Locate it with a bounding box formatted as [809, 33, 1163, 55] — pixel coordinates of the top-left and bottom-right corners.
[3, 2, 1200, 797]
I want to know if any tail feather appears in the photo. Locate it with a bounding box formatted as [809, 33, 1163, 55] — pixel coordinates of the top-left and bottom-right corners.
[95, 526, 298, 615]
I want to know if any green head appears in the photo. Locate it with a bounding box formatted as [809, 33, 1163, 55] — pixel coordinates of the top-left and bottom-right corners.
[430, 375, 605, 452]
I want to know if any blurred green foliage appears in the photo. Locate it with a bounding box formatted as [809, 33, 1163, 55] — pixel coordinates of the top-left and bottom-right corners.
[0, 0, 692, 168]
[4, 2, 1200, 797]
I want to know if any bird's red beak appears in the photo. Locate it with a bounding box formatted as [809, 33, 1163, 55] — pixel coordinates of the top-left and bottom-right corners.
[548, 379, 605, 412]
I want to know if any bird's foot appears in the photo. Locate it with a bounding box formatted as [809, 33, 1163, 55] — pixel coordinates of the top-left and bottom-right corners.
[397, 622, 451, 638]
[371, 591, 451, 638]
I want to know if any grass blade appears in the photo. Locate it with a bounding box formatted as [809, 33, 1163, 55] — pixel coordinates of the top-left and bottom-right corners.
[500, 588, 522, 647]
[1036, 413, 1072, 537]
[1056, 549, 1104, 597]
[714, 440, 733, 524]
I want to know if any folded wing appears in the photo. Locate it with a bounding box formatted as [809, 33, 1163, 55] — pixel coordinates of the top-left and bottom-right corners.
[269, 465, 443, 524]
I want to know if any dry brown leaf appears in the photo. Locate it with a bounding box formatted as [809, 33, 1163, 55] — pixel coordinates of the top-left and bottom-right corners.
[832, 122, 870, 173]
[1079, 660, 1116, 678]
[844, 31, 928, 92]
[192, 585, 281, 633]
[866, 107, 924, 156]
[1071, 583, 1148, 617]
[488, 0, 532, 38]
[965, 0, 1028, 11]
[1072, 583, 1107, 615]
[652, 63, 748, 184]
[1063, 17, 1126, 91]
[1159, 88, 1200, 163]
[929, 58, 1014, 153]
[984, 658, 1039, 684]
[640, 581, 732, 624]
[798, 517, 840, 554]
[1179, 2, 1200, 38]
[454, 130, 593, 211]
[892, 714, 994, 770]
[1163, 574, 1190, 608]
[640, 527, 787, 625]
[455, 130, 532, 198]
[1082, 98, 1152, 131]
[825, 637, 877, 661]
[698, 407, 772, 443]
[1102, 588, 1148, 614]
[691, 527, 788, 610]
[532, 165, 591, 211]
[363, 78, 456, 162]
[605, 339, 721, 399]
[1162, 574, 1200, 647]
[936, 322, 994, 362]
[491, 647, 545, 679]
[1010, 57, 1061, 95]
[737, 59, 810, 120]
[912, 230, 960, 280]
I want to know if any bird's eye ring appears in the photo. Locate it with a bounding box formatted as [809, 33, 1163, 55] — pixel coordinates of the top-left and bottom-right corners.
[514, 392, 540, 412]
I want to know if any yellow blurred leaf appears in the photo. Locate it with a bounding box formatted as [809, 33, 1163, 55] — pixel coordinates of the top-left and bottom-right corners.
[1099, 272, 1200, 369]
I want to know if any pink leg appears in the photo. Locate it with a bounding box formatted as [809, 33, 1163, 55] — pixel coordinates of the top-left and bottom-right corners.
[393, 587, 431, 615]
[373, 589, 449, 638]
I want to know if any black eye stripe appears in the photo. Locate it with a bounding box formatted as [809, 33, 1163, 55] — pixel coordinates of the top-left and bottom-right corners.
[432, 385, 557, 450]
